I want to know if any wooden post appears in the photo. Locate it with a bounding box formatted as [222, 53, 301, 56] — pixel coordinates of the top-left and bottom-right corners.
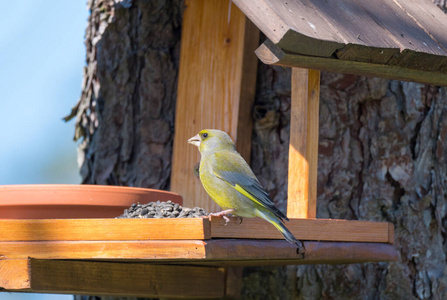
[171, 0, 259, 212]
[27, 259, 225, 298]
[287, 68, 320, 219]
[0, 259, 30, 290]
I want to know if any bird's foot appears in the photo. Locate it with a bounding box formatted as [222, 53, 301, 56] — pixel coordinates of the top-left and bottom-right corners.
[296, 240, 306, 258]
[206, 209, 235, 225]
[222, 215, 243, 226]
[222, 215, 231, 224]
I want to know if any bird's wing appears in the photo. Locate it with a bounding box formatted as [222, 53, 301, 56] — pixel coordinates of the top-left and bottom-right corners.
[211, 151, 288, 221]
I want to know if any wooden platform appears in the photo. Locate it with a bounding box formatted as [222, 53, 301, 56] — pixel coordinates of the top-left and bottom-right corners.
[0, 217, 394, 243]
[0, 217, 398, 297]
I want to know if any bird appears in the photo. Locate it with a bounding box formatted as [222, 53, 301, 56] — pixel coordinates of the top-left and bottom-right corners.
[188, 129, 305, 255]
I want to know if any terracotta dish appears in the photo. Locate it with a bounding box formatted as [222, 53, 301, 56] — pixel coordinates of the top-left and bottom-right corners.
[0, 184, 183, 219]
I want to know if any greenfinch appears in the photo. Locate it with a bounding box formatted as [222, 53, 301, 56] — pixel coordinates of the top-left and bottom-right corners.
[188, 129, 304, 254]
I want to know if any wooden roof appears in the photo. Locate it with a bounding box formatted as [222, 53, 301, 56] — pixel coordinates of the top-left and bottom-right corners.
[234, 0, 447, 85]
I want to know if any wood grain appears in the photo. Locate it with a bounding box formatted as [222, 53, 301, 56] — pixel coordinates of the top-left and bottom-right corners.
[236, 18, 260, 164]
[224, 267, 243, 298]
[287, 68, 320, 219]
[0, 240, 398, 268]
[0, 241, 398, 293]
[171, 0, 259, 212]
[204, 240, 399, 264]
[0, 259, 30, 289]
[233, 0, 344, 57]
[0, 240, 207, 260]
[210, 217, 393, 243]
[28, 259, 225, 298]
[0, 217, 394, 243]
[394, 0, 447, 53]
[0, 236, 396, 263]
[233, 0, 447, 64]
[388, 223, 395, 244]
[0, 218, 210, 241]
[256, 40, 447, 86]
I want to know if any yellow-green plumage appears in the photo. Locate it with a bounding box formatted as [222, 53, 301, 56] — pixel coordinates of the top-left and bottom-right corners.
[188, 129, 304, 252]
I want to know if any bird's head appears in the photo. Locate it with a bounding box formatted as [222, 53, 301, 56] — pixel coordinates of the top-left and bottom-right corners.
[188, 129, 235, 153]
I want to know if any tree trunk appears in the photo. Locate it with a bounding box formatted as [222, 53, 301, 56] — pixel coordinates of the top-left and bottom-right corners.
[72, 0, 447, 299]
[246, 66, 447, 300]
[69, 0, 182, 189]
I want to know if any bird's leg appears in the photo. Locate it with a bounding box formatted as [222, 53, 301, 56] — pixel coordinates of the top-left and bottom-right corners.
[295, 240, 306, 258]
[206, 209, 235, 224]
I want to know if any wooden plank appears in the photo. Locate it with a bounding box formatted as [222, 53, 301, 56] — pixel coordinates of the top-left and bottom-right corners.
[335, 44, 398, 65]
[233, 0, 344, 57]
[236, 18, 260, 164]
[204, 240, 399, 265]
[328, 0, 445, 55]
[0, 238, 396, 263]
[387, 49, 447, 74]
[171, 0, 259, 212]
[0, 217, 393, 244]
[28, 259, 225, 298]
[0, 240, 208, 260]
[0, 218, 210, 241]
[234, 0, 447, 59]
[0, 240, 398, 271]
[286, 0, 407, 54]
[256, 40, 447, 86]
[0, 242, 397, 294]
[388, 223, 395, 244]
[0, 259, 30, 290]
[224, 267, 243, 298]
[287, 68, 320, 219]
[210, 217, 393, 243]
[394, 0, 447, 53]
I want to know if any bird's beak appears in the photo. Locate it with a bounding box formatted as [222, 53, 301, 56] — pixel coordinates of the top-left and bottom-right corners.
[187, 134, 201, 147]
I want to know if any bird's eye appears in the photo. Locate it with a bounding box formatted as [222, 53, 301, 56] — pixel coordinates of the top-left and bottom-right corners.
[202, 133, 208, 139]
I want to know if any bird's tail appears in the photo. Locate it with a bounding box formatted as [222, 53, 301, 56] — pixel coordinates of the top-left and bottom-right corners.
[256, 210, 305, 256]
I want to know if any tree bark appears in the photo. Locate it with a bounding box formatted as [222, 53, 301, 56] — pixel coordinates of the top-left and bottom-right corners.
[246, 66, 447, 300]
[68, 0, 182, 189]
[72, 0, 447, 299]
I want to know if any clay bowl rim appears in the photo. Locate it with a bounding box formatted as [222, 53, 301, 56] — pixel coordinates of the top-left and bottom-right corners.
[0, 184, 183, 207]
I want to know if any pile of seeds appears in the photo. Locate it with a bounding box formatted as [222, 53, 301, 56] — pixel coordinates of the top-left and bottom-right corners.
[116, 200, 209, 219]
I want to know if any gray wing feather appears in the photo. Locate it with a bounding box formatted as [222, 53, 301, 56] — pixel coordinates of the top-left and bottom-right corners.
[214, 168, 289, 222]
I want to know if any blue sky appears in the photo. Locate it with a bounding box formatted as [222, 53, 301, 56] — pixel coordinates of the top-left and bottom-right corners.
[0, 0, 87, 185]
[0, 0, 88, 299]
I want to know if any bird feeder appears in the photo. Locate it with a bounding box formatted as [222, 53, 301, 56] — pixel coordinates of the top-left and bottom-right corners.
[2, 0, 447, 298]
